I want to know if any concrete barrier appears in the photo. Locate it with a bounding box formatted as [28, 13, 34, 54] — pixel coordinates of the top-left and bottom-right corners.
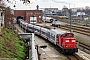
[18, 33, 38, 60]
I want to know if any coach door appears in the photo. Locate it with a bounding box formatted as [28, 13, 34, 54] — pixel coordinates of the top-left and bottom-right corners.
[30, 17, 37, 23]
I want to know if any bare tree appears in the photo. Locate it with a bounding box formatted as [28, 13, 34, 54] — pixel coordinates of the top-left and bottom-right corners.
[85, 6, 90, 10]
[4, 7, 14, 28]
[0, 0, 6, 7]
[84, 6, 90, 15]
[7, 0, 30, 4]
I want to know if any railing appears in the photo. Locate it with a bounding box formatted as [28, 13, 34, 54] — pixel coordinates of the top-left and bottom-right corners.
[18, 33, 38, 60]
[30, 33, 38, 60]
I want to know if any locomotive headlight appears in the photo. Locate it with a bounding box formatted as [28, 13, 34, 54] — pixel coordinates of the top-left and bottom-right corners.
[72, 40, 75, 42]
[66, 46, 68, 47]
[65, 40, 69, 42]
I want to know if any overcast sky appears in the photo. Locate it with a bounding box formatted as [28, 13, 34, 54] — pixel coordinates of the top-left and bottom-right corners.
[7, 0, 90, 10]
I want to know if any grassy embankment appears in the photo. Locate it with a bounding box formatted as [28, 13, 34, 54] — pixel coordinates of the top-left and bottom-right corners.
[0, 28, 27, 60]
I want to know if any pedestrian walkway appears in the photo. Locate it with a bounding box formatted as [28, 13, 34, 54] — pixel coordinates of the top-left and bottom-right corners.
[14, 24, 24, 33]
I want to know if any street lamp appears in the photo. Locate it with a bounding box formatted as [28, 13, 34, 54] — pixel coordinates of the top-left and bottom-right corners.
[69, 4, 75, 32]
[69, 9, 72, 32]
[43, 10, 46, 27]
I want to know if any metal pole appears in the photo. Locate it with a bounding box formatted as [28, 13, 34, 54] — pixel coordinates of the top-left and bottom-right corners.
[69, 3, 72, 32]
[44, 11, 46, 27]
[70, 10, 72, 32]
[45, 15, 46, 27]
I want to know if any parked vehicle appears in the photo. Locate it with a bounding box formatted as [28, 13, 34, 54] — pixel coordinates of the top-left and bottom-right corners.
[43, 17, 53, 23]
[52, 19, 60, 27]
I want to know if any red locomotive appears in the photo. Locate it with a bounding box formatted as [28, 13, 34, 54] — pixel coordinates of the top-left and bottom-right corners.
[50, 29, 78, 53]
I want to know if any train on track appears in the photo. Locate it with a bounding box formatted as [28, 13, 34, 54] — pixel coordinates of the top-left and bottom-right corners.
[19, 19, 78, 54]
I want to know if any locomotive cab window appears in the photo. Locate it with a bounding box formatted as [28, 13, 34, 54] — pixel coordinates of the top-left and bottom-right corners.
[56, 34, 58, 38]
[63, 34, 67, 37]
[63, 33, 73, 37]
[68, 33, 73, 37]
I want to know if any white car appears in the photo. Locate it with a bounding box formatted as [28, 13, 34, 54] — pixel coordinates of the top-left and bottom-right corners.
[52, 20, 60, 27]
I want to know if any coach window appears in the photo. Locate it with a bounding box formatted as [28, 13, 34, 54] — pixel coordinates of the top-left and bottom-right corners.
[42, 31, 45, 35]
[28, 26, 31, 29]
[35, 28, 37, 31]
[53, 35, 55, 41]
[47, 32, 50, 38]
[27, 26, 29, 28]
[36, 29, 38, 32]
[35, 28, 37, 32]
[38, 30, 40, 32]
[37, 29, 39, 32]
[51, 33, 55, 40]
[41, 31, 43, 34]
[44, 32, 46, 35]
[51, 33, 52, 39]
[42, 31, 44, 34]
[30, 27, 32, 29]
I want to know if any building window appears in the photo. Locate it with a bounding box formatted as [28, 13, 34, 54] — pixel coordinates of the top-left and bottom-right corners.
[30, 16, 37, 23]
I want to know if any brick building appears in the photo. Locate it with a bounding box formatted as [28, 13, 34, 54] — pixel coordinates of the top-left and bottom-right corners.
[14, 10, 42, 23]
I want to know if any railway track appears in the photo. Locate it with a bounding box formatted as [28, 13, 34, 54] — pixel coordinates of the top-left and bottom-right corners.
[79, 42, 90, 54]
[66, 54, 84, 60]
[62, 41, 90, 58]
[79, 42, 90, 51]
[60, 24, 90, 36]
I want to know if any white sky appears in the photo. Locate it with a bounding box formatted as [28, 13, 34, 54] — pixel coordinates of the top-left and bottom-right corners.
[6, 0, 90, 10]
